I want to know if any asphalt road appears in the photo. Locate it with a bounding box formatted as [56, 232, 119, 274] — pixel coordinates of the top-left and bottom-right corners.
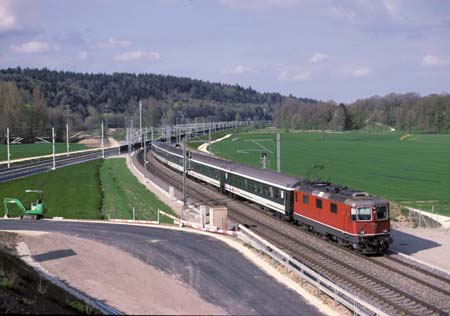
[0, 219, 322, 315]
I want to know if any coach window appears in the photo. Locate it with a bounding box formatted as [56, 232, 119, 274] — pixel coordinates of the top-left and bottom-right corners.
[316, 198, 323, 209]
[330, 203, 337, 214]
[302, 194, 309, 205]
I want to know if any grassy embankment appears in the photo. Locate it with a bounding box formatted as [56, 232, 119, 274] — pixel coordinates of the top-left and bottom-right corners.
[212, 131, 450, 216]
[0, 158, 174, 222]
[100, 158, 173, 221]
[187, 125, 255, 152]
[0, 143, 87, 162]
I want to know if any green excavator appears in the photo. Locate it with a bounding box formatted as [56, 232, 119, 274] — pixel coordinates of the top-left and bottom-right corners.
[3, 190, 47, 219]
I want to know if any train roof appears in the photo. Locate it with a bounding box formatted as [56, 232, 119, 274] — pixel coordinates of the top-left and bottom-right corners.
[297, 181, 388, 207]
[152, 141, 303, 190]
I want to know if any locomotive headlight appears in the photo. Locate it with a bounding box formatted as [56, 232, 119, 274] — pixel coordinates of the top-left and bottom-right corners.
[359, 230, 365, 235]
[383, 228, 389, 233]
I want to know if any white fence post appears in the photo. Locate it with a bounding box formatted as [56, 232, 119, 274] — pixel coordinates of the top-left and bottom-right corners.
[6, 128, 10, 168]
[52, 127, 56, 170]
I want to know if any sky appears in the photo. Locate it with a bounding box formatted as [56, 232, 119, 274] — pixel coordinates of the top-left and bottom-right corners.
[0, 0, 449, 103]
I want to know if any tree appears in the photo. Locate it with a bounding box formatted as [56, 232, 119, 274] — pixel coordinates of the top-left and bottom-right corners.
[332, 103, 349, 131]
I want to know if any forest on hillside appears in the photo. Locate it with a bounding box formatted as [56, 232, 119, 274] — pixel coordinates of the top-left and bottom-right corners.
[0, 67, 449, 143]
[0, 67, 297, 141]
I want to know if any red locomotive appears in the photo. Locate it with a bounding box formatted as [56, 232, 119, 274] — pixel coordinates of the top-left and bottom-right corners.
[293, 181, 392, 253]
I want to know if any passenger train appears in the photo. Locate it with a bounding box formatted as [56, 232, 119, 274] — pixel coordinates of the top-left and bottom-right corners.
[151, 140, 392, 253]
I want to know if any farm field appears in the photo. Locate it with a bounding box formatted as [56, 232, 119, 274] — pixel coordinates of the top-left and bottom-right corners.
[0, 143, 87, 162]
[0, 158, 174, 221]
[211, 131, 450, 216]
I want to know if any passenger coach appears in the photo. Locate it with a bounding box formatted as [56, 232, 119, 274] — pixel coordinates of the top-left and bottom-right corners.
[151, 141, 302, 216]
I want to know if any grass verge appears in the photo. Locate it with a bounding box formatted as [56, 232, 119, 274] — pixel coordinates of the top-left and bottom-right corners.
[100, 158, 174, 222]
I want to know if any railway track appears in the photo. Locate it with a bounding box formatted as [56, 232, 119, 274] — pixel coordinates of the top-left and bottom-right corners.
[0, 147, 121, 182]
[136, 148, 450, 316]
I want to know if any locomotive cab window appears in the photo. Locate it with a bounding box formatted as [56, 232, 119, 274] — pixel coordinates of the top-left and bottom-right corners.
[316, 198, 322, 209]
[330, 203, 337, 214]
[351, 207, 372, 221]
[357, 207, 372, 221]
[302, 194, 309, 205]
[376, 205, 389, 221]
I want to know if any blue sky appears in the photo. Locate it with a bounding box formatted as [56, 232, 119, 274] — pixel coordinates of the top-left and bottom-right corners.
[0, 0, 449, 103]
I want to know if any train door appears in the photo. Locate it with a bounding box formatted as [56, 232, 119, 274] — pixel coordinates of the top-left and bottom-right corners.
[284, 190, 292, 216]
[220, 172, 226, 193]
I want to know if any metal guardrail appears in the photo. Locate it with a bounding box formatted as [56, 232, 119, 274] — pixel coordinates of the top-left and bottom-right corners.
[237, 225, 389, 316]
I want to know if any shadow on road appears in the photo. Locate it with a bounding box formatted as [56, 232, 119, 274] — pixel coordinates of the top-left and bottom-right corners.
[32, 249, 77, 262]
[390, 229, 441, 254]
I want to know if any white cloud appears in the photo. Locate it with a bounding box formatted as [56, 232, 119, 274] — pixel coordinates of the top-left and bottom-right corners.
[422, 54, 450, 67]
[0, 0, 16, 31]
[352, 68, 369, 77]
[223, 64, 255, 75]
[114, 50, 160, 62]
[10, 41, 58, 54]
[78, 51, 88, 60]
[278, 69, 310, 81]
[97, 37, 130, 48]
[310, 52, 328, 63]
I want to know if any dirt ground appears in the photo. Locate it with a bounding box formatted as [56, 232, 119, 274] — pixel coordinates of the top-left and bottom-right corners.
[20, 231, 225, 315]
[0, 232, 90, 315]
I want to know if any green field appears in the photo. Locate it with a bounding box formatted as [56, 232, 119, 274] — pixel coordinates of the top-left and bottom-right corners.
[0, 160, 103, 219]
[0, 143, 87, 161]
[0, 158, 174, 221]
[211, 131, 450, 215]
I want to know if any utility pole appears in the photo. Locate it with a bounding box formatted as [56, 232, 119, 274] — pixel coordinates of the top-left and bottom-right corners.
[66, 123, 69, 157]
[139, 100, 143, 149]
[52, 127, 56, 170]
[6, 128, 10, 168]
[130, 119, 134, 151]
[105, 102, 109, 145]
[127, 127, 131, 157]
[66, 104, 70, 157]
[182, 135, 187, 206]
[144, 127, 148, 180]
[208, 121, 211, 146]
[101, 122, 105, 159]
[151, 126, 154, 142]
[276, 133, 281, 173]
